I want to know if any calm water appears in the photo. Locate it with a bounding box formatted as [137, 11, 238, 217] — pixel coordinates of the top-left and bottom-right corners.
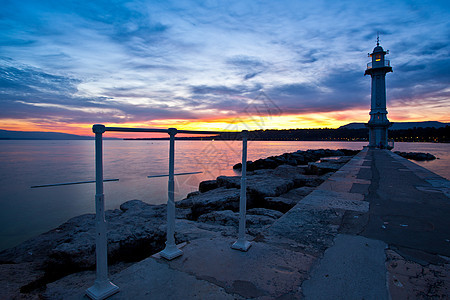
[0, 140, 448, 250]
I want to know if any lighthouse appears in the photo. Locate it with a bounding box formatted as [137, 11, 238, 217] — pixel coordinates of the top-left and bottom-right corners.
[365, 37, 393, 148]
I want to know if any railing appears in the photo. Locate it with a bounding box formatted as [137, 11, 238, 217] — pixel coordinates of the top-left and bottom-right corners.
[86, 124, 251, 300]
[366, 60, 390, 69]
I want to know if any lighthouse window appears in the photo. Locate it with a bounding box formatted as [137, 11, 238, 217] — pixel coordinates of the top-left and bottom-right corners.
[375, 54, 381, 61]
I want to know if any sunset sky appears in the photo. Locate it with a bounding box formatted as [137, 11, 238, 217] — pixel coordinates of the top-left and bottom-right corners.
[1, 0, 449, 137]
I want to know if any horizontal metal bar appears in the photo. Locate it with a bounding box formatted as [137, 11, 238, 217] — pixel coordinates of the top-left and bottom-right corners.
[147, 171, 203, 178]
[105, 127, 169, 133]
[176, 129, 238, 135]
[31, 179, 119, 188]
[104, 126, 240, 135]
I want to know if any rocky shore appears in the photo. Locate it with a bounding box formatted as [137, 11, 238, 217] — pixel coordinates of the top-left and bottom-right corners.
[394, 151, 437, 161]
[0, 148, 358, 299]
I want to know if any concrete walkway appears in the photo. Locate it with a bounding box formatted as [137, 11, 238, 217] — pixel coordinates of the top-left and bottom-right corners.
[45, 148, 450, 299]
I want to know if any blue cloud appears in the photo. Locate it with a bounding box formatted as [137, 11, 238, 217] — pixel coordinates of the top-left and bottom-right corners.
[0, 0, 449, 127]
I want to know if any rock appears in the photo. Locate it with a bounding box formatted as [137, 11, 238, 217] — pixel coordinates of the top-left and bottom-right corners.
[282, 186, 317, 199]
[119, 199, 150, 211]
[338, 149, 360, 156]
[199, 180, 219, 193]
[47, 202, 171, 275]
[186, 191, 200, 198]
[217, 172, 295, 199]
[247, 208, 283, 219]
[292, 174, 325, 187]
[198, 210, 239, 227]
[263, 187, 316, 213]
[272, 164, 307, 178]
[319, 156, 353, 164]
[271, 165, 325, 187]
[247, 214, 280, 228]
[173, 219, 235, 240]
[263, 196, 297, 213]
[216, 175, 241, 189]
[251, 158, 279, 170]
[233, 161, 253, 170]
[394, 151, 437, 161]
[197, 210, 279, 229]
[0, 200, 183, 293]
[176, 187, 240, 220]
[232, 149, 358, 171]
[308, 161, 343, 175]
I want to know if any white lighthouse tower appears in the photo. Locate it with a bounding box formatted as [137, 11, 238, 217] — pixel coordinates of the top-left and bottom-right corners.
[365, 37, 393, 148]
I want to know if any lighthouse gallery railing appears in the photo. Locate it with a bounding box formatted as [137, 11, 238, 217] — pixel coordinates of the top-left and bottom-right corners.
[366, 60, 390, 69]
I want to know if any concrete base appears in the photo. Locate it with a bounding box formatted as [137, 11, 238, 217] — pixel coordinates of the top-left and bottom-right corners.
[86, 280, 119, 300]
[231, 240, 252, 252]
[159, 244, 183, 260]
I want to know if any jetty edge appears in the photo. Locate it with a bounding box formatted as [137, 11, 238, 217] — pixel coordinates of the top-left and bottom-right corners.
[0, 148, 448, 299]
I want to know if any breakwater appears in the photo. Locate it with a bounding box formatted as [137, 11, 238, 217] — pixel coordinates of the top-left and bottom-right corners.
[0, 148, 357, 298]
[1, 148, 449, 299]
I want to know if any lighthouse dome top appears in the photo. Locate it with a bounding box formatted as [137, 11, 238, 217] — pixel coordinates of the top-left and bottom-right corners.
[373, 45, 384, 53]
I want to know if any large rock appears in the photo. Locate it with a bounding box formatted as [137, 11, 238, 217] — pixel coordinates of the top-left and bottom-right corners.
[247, 208, 284, 219]
[217, 173, 295, 200]
[176, 187, 240, 220]
[308, 161, 343, 175]
[197, 210, 239, 227]
[233, 149, 358, 171]
[394, 151, 437, 161]
[264, 186, 316, 212]
[173, 219, 236, 240]
[272, 164, 307, 178]
[272, 165, 325, 187]
[197, 210, 280, 229]
[199, 180, 219, 193]
[0, 200, 184, 294]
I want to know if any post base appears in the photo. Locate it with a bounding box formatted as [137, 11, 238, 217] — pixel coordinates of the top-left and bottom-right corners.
[231, 240, 252, 252]
[86, 280, 119, 300]
[159, 244, 183, 260]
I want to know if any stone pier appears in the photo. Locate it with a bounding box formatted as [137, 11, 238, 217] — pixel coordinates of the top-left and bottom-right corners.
[44, 148, 450, 299]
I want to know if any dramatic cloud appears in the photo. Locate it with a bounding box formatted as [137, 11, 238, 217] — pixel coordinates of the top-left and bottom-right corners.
[0, 0, 449, 133]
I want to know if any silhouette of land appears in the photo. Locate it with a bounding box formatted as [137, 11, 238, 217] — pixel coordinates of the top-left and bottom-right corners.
[1, 122, 448, 142]
[125, 125, 450, 143]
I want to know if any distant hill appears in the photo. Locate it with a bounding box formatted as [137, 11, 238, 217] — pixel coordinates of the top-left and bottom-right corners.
[340, 121, 449, 130]
[0, 129, 95, 140]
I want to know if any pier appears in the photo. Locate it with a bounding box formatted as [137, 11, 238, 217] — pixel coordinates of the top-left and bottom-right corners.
[41, 147, 449, 299]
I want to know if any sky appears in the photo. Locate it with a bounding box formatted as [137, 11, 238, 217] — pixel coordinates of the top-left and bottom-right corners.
[1, 0, 449, 137]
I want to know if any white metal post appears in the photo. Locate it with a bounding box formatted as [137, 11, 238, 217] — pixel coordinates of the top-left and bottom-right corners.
[87, 125, 119, 300]
[159, 128, 183, 260]
[232, 130, 252, 251]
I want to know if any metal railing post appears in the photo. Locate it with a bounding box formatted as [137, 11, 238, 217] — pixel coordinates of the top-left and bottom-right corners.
[87, 125, 119, 300]
[232, 130, 252, 251]
[159, 128, 183, 260]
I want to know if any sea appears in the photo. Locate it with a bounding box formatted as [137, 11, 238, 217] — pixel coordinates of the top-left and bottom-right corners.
[0, 140, 448, 251]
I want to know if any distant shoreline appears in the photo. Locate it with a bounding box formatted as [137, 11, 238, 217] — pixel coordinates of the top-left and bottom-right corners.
[0, 137, 447, 143]
[1, 123, 448, 142]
